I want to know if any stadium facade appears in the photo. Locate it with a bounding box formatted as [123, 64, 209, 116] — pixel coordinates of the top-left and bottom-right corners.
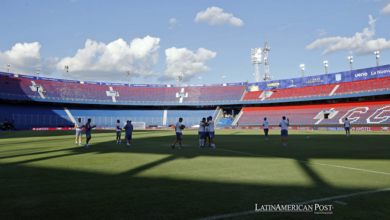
[1, 64, 390, 130]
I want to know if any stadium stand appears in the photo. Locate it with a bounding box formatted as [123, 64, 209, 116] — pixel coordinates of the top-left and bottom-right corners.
[237, 100, 390, 125]
[0, 102, 217, 129]
[243, 77, 390, 101]
[334, 77, 390, 95]
[166, 109, 216, 126]
[217, 118, 233, 127]
[0, 75, 246, 103]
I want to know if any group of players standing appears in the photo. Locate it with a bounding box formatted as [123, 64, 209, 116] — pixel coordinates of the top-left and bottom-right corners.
[73, 115, 352, 149]
[171, 116, 216, 149]
[74, 118, 134, 148]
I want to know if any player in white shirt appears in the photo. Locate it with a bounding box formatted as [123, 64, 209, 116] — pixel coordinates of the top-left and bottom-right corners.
[171, 118, 184, 149]
[204, 121, 210, 147]
[279, 116, 290, 146]
[116, 119, 122, 144]
[206, 116, 216, 148]
[344, 118, 351, 137]
[262, 117, 269, 140]
[198, 118, 206, 148]
[74, 118, 84, 146]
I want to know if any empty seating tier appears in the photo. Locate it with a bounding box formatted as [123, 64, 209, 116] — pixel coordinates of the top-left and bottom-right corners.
[238, 100, 390, 125]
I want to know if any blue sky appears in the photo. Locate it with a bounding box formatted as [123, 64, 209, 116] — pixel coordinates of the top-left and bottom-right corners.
[0, 0, 389, 84]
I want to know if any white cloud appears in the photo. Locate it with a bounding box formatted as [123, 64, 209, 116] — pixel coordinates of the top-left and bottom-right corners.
[159, 47, 217, 82]
[381, 3, 390, 14]
[56, 36, 160, 81]
[194, 6, 244, 27]
[306, 15, 390, 55]
[0, 42, 57, 75]
[316, 29, 327, 36]
[169, 18, 177, 29]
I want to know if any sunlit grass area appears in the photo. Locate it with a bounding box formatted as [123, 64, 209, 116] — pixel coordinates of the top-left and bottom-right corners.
[1, 129, 390, 219]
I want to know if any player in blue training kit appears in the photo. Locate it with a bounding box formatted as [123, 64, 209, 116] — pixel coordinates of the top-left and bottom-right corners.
[85, 118, 96, 148]
[344, 118, 351, 137]
[171, 118, 184, 149]
[198, 117, 206, 148]
[262, 117, 269, 140]
[279, 116, 290, 146]
[116, 119, 122, 144]
[124, 120, 133, 148]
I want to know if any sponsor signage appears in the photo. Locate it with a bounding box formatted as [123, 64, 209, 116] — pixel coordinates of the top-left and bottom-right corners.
[248, 64, 390, 91]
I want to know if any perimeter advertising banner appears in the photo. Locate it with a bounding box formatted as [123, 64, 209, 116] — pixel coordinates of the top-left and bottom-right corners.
[20, 75, 37, 79]
[248, 64, 390, 91]
[31, 127, 387, 131]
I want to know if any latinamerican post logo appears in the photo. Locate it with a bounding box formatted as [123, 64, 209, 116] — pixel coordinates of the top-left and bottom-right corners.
[255, 204, 333, 214]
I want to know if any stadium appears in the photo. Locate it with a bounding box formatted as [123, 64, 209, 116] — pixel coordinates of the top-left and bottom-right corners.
[2, 1, 390, 219]
[2, 62, 390, 219]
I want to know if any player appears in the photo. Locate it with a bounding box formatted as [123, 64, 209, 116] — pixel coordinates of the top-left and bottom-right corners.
[263, 117, 269, 140]
[85, 118, 96, 148]
[116, 119, 122, 144]
[171, 118, 184, 149]
[279, 116, 290, 146]
[74, 118, 84, 146]
[344, 117, 351, 137]
[207, 116, 216, 148]
[204, 120, 210, 147]
[198, 117, 206, 148]
[124, 120, 133, 148]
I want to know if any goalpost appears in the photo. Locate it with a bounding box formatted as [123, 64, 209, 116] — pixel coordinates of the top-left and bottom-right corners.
[132, 122, 146, 129]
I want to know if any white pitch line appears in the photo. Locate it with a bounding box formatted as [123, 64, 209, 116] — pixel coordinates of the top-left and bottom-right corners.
[215, 148, 390, 176]
[195, 188, 390, 220]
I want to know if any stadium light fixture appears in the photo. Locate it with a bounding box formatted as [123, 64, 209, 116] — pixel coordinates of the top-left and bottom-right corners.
[251, 48, 262, 82]
[199, 77, 202, 84]
[323, 61, 328, 74]
[348, 56, 353, 70]
[126, 71, 130, 85]
[374, 51, 380, 66]
[263, 42, 271, 81]
[222, 76, 226, 84]
[64, 66, 69, 80]
[37, 68, 41, 79]
[7, 64, 11, 73]
[176, 76, 183, 85]
[300, 64, 305, 77]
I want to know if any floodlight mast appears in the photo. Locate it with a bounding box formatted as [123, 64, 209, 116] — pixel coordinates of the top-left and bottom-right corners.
[323, 61, 328, 74]
[199, 77, 202, 84]
[300, 64, 305, 77]
[374, 51, 380, 66]
[263, 42, 271, 81]
[176, 76, 183, 85]
[7, 64, 11, 73]
[126, 71, 130, 85]
[64, 66, 69, 80]
[37, 68, 41, 78]
[348, 56, 353, 70]
[222, 76, 226, 84]
[251, 48, 262, 82]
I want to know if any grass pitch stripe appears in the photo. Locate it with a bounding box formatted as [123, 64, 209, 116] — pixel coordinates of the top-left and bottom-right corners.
[216, 148, 390, 176]
[195, 188, 390, 220]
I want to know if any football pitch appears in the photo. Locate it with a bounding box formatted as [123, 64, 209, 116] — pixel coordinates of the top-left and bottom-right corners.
[1, 129, 390, 219]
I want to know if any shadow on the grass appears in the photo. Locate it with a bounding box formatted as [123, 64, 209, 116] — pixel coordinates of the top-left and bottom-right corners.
[1, 130, 390, 219]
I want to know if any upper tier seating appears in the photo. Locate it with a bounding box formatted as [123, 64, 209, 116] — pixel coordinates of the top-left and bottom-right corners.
[243, 77, 390, 101]
[0, 75, 245, 103]
[238, 100, 390, 125]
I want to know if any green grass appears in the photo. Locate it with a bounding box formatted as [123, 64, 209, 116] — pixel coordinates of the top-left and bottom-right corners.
[1, 129, 390, 219]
